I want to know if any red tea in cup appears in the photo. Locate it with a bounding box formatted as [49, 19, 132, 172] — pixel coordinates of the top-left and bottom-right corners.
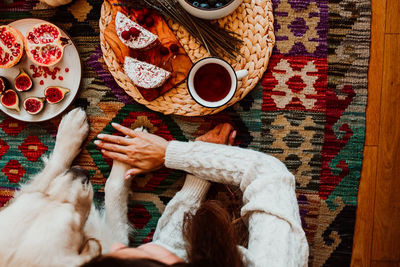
[193, 63, 232, 102]
[187, 57, 248, 108]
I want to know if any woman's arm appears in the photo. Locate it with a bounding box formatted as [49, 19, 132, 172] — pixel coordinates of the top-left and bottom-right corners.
[151, 174, 210, 261]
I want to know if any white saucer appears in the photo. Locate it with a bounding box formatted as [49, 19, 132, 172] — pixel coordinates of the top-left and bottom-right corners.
[0, 18, 82, 122]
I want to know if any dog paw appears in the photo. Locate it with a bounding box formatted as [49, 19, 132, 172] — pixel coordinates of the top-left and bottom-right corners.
[53, 108, 89, 165]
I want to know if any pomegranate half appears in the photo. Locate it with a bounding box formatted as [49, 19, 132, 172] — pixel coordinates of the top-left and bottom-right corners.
[14, 68, 33, 92]
[44, 86, 69, 104]
[1, 89, 20, 112]
[23, 97, 45, 115]
[25, 22, 69, 66]
[0, 25, 24, 69]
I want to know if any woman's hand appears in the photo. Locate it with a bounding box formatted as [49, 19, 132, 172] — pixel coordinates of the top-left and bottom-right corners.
[95, 123, 169, 178]
[196, 123, 236, 145]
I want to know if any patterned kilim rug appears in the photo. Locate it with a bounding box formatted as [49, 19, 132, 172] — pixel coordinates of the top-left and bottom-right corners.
[0, 0, 370, 266]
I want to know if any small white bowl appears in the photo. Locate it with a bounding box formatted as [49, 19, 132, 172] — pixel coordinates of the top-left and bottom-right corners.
[177, 0, 243, 20]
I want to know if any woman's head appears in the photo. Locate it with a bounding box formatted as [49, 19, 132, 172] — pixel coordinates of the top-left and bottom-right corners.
[81, 200, 244, 267]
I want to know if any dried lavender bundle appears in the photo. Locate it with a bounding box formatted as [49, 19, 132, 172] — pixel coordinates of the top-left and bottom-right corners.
[120, 0, 242, 59]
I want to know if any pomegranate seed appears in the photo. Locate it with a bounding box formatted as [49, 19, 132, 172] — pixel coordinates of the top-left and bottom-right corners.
[58, 76, 63, 80]
[136, 14, 146, 24]
[40, 80, 44, 85]
[121, 31, 131, 40]
[44, 74, 47, 78]
[52, 75, 56, 80]
[142, 8, 150, 16]
[159, 46, 169, 55]
[129, 27, 141, 38]
[145, 17, 154, 27]
[169, 44, 179, 53]
[65, 67, 69, 73]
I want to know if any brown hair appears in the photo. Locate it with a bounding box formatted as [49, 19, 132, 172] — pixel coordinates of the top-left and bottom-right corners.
[81, 200, 244, 267]
[183, 200, 244, 267]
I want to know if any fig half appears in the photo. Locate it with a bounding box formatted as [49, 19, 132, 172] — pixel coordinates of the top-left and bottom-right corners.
[0, 76, 10, 95]
[23, 97, 45, 115]
[1, 89, 20, 112]
[44, 86, 69, 104]
[15, 68, 33, 92]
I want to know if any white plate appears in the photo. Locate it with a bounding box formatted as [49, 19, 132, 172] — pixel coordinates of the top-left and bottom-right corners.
[0, 18, 82, 122]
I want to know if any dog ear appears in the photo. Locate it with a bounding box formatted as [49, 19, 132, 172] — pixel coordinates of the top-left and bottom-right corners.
[79, 238, 102, 258]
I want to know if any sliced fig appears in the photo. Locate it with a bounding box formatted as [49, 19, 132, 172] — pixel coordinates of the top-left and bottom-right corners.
[1, 89, 20, 112]
[23, 97, 45, 115]
[14, 68, 33, 92]
[44, 86, 69, 104]
[0, 76, 10, 94]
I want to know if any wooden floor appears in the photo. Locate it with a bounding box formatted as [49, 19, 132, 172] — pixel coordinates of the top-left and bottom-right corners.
[351, 0, 400, 266]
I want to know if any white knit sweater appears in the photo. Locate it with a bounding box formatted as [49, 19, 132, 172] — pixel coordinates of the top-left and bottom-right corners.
[151, 141, 309, 267]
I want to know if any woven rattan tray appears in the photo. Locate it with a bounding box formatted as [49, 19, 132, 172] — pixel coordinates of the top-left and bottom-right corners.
[100, 0, 274, 116]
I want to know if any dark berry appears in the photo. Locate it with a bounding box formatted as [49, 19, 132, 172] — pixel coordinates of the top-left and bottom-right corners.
[129, 27, 141, 37]
[136, 14, 146, 24]
[199, 3, 209, 8]
[142, 8, 150, 16]
[145, 16, 154, 27]
[169, 43, 179, 53]
[121, 30, 131, 40]
[192, 1, 200, 7]
[215, 2, 223, 7]
[208, 0, 217, 6]
[159, 46, 169, 55]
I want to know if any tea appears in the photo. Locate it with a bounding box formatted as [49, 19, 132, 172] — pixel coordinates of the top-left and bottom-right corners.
[193, 63, 232, 102]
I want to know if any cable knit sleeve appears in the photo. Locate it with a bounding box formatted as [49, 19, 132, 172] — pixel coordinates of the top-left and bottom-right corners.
[164, 141, 309, 267]
[151, 174, 210, 261]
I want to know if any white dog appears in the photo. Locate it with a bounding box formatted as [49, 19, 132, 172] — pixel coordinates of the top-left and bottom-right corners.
[0, 108, 133, 267]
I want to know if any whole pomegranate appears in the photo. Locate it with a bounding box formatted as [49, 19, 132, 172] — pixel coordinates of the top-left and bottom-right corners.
[25, 22, 68, 66]
[0, 25, 24, 69]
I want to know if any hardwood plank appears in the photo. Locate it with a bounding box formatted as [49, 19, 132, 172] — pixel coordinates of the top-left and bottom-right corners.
[385, 0, 400, 33]
[371, 34, 400, 261]
[371, 260, 400, 267]
[365, 0, 386, 146]
[351, 146, 378, 267]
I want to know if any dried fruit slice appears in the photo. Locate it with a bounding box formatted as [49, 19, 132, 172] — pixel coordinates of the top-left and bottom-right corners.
[1, 89, 20, 112]
[124, 56, 171, 89]
[44, 86, 69, 104]
[14, 68, 33, 92]
[115, 12, 158, 49]
[23, 97, 45, 115]
[0, 76, 10, 94]
[0, 25, 24, 69]
[25, 22, 69, 66]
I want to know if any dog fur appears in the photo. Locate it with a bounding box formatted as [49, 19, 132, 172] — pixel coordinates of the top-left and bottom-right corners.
[0, 108, 132, 267]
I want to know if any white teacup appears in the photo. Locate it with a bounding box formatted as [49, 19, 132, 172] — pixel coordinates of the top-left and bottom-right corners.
[187, 57, 248, 108]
